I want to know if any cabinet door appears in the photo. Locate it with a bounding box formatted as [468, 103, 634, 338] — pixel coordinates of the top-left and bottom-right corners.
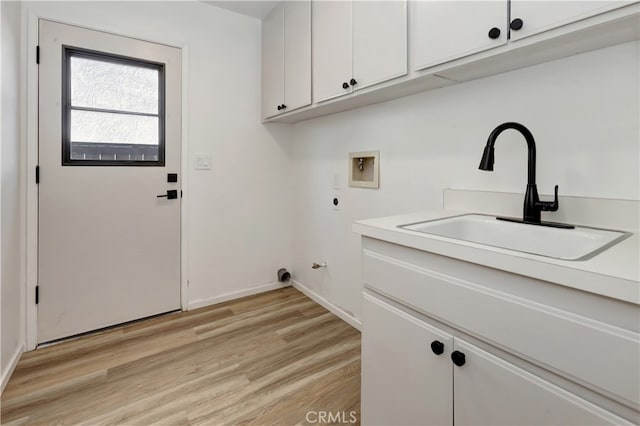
[262, 5, 284, 119]
[283, 0, 311, 112]
[352, 0, 407, 91]
[312, 0, 352, 103]
[361, 294, 453, 426]
[453, 339, 631, 426]
[413, 1, 507, 72]
[509, 1, 634, 41]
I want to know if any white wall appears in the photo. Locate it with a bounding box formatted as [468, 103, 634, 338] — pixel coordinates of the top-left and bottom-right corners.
[2, 0, 25, 390]
[291, 41, 640, 323]
[22, 1, 292, 315]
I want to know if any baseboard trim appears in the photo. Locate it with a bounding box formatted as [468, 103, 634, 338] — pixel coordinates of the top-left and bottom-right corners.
[1, 344, 24, 394]
[187, 281, 291, 310]
[292, 280, 362, 331]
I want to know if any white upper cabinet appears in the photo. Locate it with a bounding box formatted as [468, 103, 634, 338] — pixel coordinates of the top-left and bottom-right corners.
[313, 0, 408, 103]
[283, 1, 311, 113]
[414, 1, 508, 71]
[509, 1, 635, 41]
[261, 1, 311, 119]
[312, 0, 353, 103]
[352, 1, 408, 91]
[262, 5, 284, 119]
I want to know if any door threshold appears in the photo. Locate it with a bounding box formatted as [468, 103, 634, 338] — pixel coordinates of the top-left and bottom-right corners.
[37, 309, 181, 349]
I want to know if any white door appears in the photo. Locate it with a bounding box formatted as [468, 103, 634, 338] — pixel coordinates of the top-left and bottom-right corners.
[361, 295, 453, 426]
[38, 20, 182, 343]
[262, 4, 285, 119]
[453, 339, 630, 425]
[352, 0, 407, 90]
[413, 1, 507, 71]
[283, 0, 311, 112]
[312, 0, 353, 102]
[509, 1, 633, 41]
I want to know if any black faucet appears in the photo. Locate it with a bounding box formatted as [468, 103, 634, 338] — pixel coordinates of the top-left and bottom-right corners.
[479, 122, 573, 229]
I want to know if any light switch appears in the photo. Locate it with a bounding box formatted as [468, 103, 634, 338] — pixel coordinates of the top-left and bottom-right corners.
[332, 173, 341, 190]
[194, 153, 211, 170]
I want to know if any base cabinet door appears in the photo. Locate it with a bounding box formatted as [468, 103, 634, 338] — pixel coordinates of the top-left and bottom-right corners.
[453, 339, 630, 426]
[361, 294, 453, 426]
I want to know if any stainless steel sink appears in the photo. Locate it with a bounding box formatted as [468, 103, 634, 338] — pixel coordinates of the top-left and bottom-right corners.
[399, 214, 631, 261]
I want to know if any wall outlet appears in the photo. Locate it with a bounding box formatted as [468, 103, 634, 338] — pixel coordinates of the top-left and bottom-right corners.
[331, 192, 341, 211]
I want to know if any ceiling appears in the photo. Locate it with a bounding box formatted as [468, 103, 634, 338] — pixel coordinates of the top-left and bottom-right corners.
[202, 1, 280, 19]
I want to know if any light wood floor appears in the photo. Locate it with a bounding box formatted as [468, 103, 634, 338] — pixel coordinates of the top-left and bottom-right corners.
[1, 287, 361, 425]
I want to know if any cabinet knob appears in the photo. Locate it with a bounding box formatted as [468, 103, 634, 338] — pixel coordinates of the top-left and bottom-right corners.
[451, 350, 466, 367]
[350, 78, 358, 86]
[430, 340, 445, 355]
[277, 105, 282, 111]
[281, 104, 287, 109]
[510, 18, 524, 31]
[488, 27, 501, 39]
[342, 82, 350, 89]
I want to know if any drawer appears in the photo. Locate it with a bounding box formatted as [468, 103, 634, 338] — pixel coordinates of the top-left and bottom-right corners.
[362, 247, 640, 408]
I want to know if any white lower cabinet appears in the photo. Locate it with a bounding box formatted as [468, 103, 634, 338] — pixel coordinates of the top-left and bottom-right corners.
[362, 294, 452, 426]
[361, 294, 631, 426]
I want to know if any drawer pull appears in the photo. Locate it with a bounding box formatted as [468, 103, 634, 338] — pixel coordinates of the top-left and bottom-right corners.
[430, 340, 445, 355]
[451, 350, 466, 367]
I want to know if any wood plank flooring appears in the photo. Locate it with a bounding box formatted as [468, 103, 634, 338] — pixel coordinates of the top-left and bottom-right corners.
[1, 287, 361, 425]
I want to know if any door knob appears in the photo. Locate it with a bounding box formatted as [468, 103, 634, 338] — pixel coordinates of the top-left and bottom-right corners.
[488, 27, 501, 39]
[157, 190, 178, 200]
[510, 18, 524, 31]
[451, 350, 466, 367]
[430, 340, 445, 355]
[342, 82, 349, 89]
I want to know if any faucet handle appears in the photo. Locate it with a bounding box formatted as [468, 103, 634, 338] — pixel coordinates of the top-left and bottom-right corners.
[538, 185, 559, 212]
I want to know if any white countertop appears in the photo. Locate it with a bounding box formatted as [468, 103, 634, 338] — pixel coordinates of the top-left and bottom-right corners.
[353, 209, 640, 305]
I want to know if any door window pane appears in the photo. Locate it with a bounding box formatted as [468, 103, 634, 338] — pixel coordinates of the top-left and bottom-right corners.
[71, 110, 159, 145]
[70, 56, 159, 114]
[62, 47, 165, 166]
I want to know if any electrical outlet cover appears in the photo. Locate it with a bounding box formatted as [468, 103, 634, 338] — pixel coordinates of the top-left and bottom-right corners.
[194, 153, 211, 170]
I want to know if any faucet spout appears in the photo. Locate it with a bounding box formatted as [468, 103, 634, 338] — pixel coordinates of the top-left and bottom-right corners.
[478, 122, 567, 227]
[480, 122, 536, 185]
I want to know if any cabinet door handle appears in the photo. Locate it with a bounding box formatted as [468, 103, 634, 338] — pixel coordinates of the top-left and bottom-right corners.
[510, 18, 524, 31]
[342, 82, 350, 89]
[281, 104, 287, 109]
[430, 340, 445, 355]
[488, 27, 501, 39]
[451, 350, 466, 367]
[277, 105, 282, 111]
[350, 78, 358, 86]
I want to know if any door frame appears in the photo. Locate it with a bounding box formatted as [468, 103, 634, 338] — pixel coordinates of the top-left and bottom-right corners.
[24, 8, 191, 350]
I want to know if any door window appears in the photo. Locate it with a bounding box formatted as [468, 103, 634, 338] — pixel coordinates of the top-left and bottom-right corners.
[62, 47, 165, 165]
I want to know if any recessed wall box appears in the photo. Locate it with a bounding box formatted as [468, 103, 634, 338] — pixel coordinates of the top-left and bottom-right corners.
[349, 151, 379, 189]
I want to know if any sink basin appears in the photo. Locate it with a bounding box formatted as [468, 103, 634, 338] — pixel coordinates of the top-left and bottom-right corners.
[399, 214, 631, 260]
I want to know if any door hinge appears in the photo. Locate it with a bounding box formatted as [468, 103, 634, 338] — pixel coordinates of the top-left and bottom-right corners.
[35, 165, 40, 184]
[36, 46, 40, 64]
[35, 285, 39, 304]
